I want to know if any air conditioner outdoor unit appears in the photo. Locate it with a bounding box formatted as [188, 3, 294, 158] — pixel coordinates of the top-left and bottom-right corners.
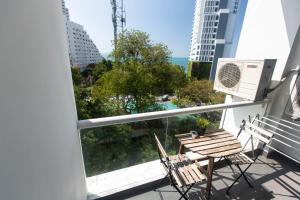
[214, 58, 277, 101]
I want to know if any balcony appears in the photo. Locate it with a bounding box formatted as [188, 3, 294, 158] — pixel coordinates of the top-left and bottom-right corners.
[1, 1, 300, 200]
[119, 153, 299, 200]
[77, 100, 300, 200]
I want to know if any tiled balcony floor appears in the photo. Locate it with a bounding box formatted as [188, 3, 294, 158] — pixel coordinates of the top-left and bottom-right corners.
[103, 152, 300, 200]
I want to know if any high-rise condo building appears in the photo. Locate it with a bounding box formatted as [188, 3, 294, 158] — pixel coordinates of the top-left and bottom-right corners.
[61, 0, 103, 69]
[189, 0, 241, 80]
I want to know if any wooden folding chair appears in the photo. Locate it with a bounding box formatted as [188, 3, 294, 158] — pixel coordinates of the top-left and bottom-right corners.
[224, 117, 273, 195]
[153, 134, 207, 200]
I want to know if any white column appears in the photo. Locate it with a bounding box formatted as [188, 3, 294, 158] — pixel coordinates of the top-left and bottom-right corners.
[0, 0, 87, 200]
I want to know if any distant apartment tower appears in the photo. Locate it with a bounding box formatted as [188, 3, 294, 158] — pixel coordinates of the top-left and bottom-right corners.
[61, 0, 103, 69]
[189, 0, 240, 80]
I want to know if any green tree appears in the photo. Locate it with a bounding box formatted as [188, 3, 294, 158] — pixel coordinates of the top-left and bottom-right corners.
[81, 59, 113, 86]
[94, 30, 186, 113]
[178, 80, 225, 107]
[81, 124, 133, 176]
[71, 67, 83, 85]
[73, 86, 92, 119]
[188, 61, 211, 80]
[72, 30, 191, 176]
[93, 62, 155, 113]
[112, 30, 152, 63]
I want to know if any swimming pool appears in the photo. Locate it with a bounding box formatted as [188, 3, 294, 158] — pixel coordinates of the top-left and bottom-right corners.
[161, 102, 178, 110]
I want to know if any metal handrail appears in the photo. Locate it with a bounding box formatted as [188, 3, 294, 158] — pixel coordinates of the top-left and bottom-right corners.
[77, 100, 270, 130]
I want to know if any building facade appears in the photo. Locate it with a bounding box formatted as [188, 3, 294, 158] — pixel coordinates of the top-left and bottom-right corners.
[189, 0, 241, 79]
[61, 0, 103, 69]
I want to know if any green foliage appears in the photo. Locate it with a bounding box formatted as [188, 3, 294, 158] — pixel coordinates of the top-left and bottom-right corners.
[92, 60, 112, 81]
[71, 67, 83, 86]
[81, 59, 113, 86]
[112, 30, 152, 62]
[177, 97, 195, 108]
[197, 117, 210, 129]
[81, 124, 133, 176]
[73, 86, 93, 119]
[188, 61, 211, 80]
[178, 80, 212, 105]
[178, 79, 225, 107]
[70, 29, 226, 177]
[94, 30, 186, 113]
[151, 64, 187, 94]
[170, 97, 178, 105]
[93, 62, 156, 113]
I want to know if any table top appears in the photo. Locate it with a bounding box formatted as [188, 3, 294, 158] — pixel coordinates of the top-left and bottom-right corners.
[178, 130, 242, 158]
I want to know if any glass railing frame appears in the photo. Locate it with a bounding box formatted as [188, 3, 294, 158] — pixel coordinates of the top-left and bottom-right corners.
[77, 100, 270, 130]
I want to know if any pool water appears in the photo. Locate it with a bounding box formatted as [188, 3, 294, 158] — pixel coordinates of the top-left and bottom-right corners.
[161, 102, 178, 110]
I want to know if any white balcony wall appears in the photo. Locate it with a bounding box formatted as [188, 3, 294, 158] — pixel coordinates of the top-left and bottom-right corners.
[0, 0, 87, 200]
[234, 0, 300, 81]
[222, 0, 300, 159]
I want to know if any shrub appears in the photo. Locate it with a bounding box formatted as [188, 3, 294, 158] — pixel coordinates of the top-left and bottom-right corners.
[197, 117, 210, 129]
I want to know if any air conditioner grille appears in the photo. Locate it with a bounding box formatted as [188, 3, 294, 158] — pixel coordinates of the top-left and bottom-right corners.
[218, 63, 241, 88]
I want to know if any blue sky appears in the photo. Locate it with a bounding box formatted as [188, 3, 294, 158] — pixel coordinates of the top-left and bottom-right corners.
[65, 0, 195, 57]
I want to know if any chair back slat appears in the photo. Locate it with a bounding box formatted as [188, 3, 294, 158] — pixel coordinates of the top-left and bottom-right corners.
[154, 134, 168, 160]
[245, 122, 273, 144]
[247, 122, 274, 138]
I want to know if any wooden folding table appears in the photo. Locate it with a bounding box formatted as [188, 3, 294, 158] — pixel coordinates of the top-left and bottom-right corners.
[177, 130, 242, 200]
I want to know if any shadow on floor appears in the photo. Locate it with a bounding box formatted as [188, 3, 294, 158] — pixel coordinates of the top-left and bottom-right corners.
[101, 152, 300, 200]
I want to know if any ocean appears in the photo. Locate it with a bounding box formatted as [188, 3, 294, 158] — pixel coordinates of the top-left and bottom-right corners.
[102, 54, 189, 74]
[170, 57, 189, 73]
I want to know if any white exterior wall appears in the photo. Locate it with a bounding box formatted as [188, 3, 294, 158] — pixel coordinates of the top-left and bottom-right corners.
[61, 0, 70, 21]
[190, 0, 204, 61]
[67, 21, 103, 69]
[268, 28, 300, 161]
[234, 0, 299, 81]
[222, 1, 240, 57]
[222, 0, 300, 159]
[189, 0, 220, 62]
[62, 0, 102, 69]
[189, 0, 240, 62]
[0, 0, 87, 199]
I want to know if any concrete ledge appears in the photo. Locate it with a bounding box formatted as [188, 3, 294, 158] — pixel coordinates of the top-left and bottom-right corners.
[87, 160, 166, 199]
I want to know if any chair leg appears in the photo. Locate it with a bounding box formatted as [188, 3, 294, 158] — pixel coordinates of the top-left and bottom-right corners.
[226, 163, 254, 194]
[226, 172, 242, 195]
[178, 184, 194, 200]
[153, 174, 169, 191]
[169, 173, 189, 200]
[236, 164, 253, 188]
[173, 184, 189, 200]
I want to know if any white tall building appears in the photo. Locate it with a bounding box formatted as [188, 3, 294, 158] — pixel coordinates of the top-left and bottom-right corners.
[189, 0, 240, 79]
[61, 0, 103, 69]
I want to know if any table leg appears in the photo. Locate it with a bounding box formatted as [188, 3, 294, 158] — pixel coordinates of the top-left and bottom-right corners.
[178, 144, 182, 154]
[206, 157, 214, 200]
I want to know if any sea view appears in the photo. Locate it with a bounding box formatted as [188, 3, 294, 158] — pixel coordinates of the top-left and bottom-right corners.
[170, 57, 189, 73]
[102, 55, 189, 73]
